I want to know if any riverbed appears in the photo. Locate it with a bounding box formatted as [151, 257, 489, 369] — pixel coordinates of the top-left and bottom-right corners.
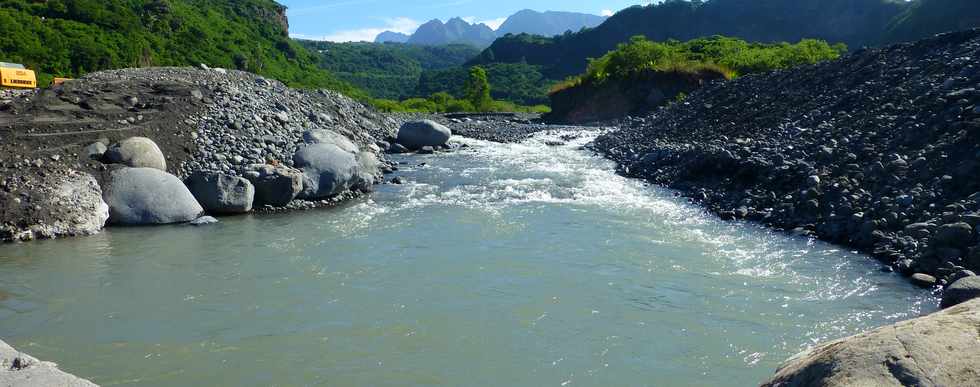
[0, 130, 937, 386]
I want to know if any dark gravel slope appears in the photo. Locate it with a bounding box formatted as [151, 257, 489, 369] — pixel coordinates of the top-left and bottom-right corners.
[593, 29, 980, 286]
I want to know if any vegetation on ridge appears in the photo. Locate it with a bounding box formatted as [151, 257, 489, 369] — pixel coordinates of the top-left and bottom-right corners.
[551, 36, 847, 94]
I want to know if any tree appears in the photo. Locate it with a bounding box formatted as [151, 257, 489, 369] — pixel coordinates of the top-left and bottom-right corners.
[464, 65, 492, 111]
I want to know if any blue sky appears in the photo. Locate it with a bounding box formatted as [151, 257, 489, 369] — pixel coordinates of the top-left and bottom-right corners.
[281, 0, 653, 42]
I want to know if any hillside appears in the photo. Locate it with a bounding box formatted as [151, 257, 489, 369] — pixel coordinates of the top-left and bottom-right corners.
[0, 0, 357, 95]
[495, 10, 606, 37]
[298, 41, 480, 100]
[470, 0, 912, 79]
[883, 0, 980, 43]
[375, 31, 409, 43]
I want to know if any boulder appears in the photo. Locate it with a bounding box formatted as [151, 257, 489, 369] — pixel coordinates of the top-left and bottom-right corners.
[762, 298, 980, 387]
[102, 167, 203, 225]
[910, 272, 937, 287]
[933, 222, 974, 248]
[293, 143, 372, 199]
[0, 339, 98, 387]
[102, 137, 167, 170]
[942, 276, 980, 308]
[302, 129, 359, 153]
[243, 164, 303, 207]
[84, 142, 107, 160]
[184, 172, 254, 214]
[396, 120, 451, 150]
[190, 216, 219, 226]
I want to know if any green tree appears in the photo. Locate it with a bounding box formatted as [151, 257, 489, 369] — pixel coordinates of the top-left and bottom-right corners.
[464, 66, 492, 111]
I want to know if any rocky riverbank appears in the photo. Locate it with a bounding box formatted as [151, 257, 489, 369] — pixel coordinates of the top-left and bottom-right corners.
[593, 29, 980, 289]
[0, 66, 457, 242]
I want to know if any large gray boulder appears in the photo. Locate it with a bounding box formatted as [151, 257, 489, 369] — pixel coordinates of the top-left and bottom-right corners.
[103, 137, 167, 170]
[942, 276, 980, 308]
[102, 167, 203, 225]
[396, 120, 451, 150]
[293, 143, 373, 199]
[0, 339, 99, 386]
[243, 164, 303, 207]
[184, 172, 254, 214]
[762, 298, 980, 387]
[302, 129, 359, 153]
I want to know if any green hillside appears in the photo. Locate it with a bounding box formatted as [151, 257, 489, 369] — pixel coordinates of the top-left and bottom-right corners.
[0, 0, 360, 96]
[883, 0, 980, 43]
[297, 41, 480, 100]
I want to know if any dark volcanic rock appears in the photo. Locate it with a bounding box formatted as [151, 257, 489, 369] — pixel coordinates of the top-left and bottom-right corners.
[592, 29, 980, 283]
[941, 275, 980, 308]
[184, 172, 254, 214]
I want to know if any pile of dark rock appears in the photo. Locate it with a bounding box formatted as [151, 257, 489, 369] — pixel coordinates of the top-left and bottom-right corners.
[593, 29, 980, 288]
[0, 66, 405, 242]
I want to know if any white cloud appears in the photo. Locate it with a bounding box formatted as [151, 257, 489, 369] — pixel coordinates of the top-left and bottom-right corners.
[295, 17, 420, 43]
[601, 9, 614, 17]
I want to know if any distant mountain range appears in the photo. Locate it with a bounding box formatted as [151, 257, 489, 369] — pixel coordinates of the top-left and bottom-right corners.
[375, 9, 607, 47]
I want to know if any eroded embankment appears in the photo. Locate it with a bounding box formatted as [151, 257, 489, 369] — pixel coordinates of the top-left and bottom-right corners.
[593, 29, 980, 288]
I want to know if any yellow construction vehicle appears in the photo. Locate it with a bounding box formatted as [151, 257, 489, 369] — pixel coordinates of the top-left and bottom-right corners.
[0, 62, 37, 89]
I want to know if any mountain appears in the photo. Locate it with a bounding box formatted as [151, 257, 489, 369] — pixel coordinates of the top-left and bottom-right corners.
[496, 9, 607, 37]
[470, 0, 913, 79]
[407, 18, 497, 47]
[375, 31, 410, 43]
[0, 0, 357, 95]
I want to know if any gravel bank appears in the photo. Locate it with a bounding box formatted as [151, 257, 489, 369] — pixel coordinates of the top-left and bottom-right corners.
[0, 66, 401, 242]
[593, 29, 980, 287]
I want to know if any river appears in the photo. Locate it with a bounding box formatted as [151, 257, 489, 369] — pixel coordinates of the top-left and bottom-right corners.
[0, 129, 936, 386]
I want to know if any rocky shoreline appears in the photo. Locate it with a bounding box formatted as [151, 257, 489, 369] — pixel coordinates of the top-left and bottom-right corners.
[0, 66, 456, 242]
[0, 339, 97, 386]
[592, 29, 980, 291]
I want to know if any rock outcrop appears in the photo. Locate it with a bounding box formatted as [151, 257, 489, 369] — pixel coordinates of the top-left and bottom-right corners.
[762, 298, 980, 386]
[102, 137, 167, 171]
[942, 275, 980, 308]
[102, 167, 203, 225]
[0, 339, 98, 386]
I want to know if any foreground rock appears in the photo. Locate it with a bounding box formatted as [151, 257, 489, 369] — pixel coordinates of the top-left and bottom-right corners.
[0, 171, 109, 242]
[396, 120, 451, 150]
[763, 298, 980, 386]
[184, 172, 254, 214]
[102, 137, 167, 171]
[0, 339, 98, 386]
[102, 167, 203, 225]
[593, 29, 980, 284]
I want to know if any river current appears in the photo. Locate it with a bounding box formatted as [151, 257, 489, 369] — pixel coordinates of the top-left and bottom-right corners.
[0, 130, 936, 386]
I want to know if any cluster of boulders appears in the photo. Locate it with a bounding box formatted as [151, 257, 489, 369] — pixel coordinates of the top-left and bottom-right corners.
[0, 66, 411, 241]
[593, 29, 980, 289]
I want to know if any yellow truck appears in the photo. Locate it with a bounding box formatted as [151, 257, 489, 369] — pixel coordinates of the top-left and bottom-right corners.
[0, 62, 37, 89]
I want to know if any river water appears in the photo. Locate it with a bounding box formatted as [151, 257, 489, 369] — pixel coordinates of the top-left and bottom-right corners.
[0, 130, 936, 386]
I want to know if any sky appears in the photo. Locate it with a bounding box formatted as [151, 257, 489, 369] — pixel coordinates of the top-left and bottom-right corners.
[281, 0, 655, 42]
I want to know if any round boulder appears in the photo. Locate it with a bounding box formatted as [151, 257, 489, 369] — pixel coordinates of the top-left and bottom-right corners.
[103, 137, 167, 170]
[302, 129, 359, 153]
[243, 164, 303, 207]
[102, 167, 203, 225]
[396, 120, 451, 150]
[941, 275, 980, 308]
[293, 143, 372, 199]
[184, 172, 255, 214]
